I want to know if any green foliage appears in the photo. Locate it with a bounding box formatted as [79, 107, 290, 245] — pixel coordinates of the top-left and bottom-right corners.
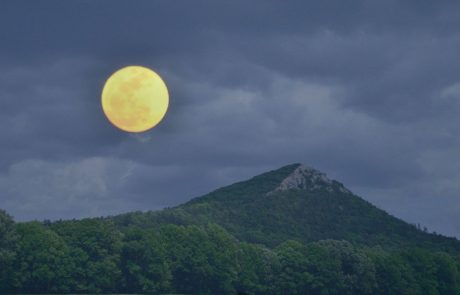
[0, 210, 17, 291]
[2, 164, 460, 293]
[121, 227, 171, 293]
[113, 164, 460, 254]
[274, 240, 313, 294]
[272, 240, 378, 295]
[235, 242, 278, 294]
[370, 248, 419, 295]
[1, 215, 460, 294]
[161, 224, 238, 294]
[11, 222, 72, 293]
[50, 218, 123, 292]
[434, 252, 460, 294]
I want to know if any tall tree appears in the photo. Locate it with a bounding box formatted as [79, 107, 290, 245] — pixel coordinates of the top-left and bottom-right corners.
[0, 209, 17, 292]
[11, 222, 72, 293]
[51, 219, 123, 292]
[121, 227, 171, 293]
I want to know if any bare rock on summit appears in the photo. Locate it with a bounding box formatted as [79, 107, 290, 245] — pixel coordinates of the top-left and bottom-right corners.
[271, 164, 351, 194]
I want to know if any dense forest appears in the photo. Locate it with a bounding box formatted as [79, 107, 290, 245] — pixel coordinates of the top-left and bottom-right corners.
[1, 164, 460, 294]
[1, 210, 460, 294]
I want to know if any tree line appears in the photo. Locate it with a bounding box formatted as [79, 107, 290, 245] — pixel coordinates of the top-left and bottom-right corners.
[1, 209, 460, 294]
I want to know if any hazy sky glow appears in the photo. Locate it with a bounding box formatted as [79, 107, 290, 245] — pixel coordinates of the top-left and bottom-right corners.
[1, 1, 460, 237]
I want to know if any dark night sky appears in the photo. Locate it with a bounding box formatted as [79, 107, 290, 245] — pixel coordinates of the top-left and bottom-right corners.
[1, 1, 460, 237]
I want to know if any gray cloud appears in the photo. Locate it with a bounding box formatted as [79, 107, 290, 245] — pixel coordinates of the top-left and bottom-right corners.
[1, 1, 460, 238]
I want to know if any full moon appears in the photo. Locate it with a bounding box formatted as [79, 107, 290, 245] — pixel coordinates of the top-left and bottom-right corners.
[101, 66, 169, 133]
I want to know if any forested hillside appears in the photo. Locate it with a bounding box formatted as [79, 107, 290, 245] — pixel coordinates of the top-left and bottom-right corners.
[1, 164, 460, 294]
[113, 164, 460, 252]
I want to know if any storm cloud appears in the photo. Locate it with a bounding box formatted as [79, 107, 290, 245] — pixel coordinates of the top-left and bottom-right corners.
[1, 0, 460, 237]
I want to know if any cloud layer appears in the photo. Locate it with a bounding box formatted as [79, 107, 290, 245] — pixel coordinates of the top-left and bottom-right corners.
[1, 1, 460, 237]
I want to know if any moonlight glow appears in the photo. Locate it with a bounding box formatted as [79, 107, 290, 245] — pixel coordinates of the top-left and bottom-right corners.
[101, 66, 169, 133]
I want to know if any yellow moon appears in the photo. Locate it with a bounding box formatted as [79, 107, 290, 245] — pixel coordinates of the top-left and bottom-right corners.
[101, 66, 169, 133]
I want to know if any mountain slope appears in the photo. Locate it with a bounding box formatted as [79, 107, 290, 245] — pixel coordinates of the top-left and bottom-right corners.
[112, 163, 460, 252]
[4, 163, 460, 294]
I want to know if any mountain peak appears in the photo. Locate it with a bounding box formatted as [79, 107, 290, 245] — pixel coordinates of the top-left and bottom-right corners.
[113, 162, 460, 251]
[271, 164, 351, 194]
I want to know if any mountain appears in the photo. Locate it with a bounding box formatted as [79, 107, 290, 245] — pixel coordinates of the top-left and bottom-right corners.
[113, 163, 460, 252]
[3, 163, 460, 294]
